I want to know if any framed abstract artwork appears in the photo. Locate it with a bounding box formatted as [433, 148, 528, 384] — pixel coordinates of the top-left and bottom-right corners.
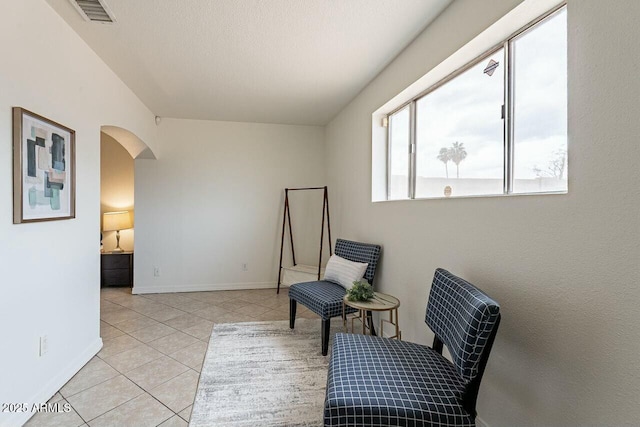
[12, 108, 76, 223]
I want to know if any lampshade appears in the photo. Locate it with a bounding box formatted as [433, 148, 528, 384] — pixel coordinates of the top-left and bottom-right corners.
[103, 211, 132, 232]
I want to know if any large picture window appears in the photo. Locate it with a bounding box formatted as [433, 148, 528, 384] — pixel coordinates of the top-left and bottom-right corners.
[386, 6, 567, 200]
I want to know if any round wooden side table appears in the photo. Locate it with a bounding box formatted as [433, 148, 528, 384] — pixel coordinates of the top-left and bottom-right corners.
[343, 292, 401, 340]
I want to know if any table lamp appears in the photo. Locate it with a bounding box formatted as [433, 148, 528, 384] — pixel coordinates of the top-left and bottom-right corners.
[103, 211, 132, 253]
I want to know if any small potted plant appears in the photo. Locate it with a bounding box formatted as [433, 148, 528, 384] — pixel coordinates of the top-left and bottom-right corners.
[347, 279, 374, 302]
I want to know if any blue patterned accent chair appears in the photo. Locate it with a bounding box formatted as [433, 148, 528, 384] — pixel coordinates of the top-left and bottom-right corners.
[324, 268, 501, 427]
[289, 238, 382, 356]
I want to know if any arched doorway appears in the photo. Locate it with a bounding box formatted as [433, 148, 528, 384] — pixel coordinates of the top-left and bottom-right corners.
[99, 126, 155, 288]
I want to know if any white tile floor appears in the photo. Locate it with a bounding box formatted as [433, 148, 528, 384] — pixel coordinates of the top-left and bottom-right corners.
[25, 286, 318, 427]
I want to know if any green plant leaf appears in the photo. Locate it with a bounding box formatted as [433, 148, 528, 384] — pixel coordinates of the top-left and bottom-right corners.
[347, 280, 374, 302]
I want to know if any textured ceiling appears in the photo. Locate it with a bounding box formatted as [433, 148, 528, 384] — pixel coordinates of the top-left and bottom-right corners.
[46, 0, 452, 125]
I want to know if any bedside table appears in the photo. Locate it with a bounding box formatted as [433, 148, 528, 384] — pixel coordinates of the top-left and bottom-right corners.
[101, 252, 133, 287]
[343, 292, 401, 340]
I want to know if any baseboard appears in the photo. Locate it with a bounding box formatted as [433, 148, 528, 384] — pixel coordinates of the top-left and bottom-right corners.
[2, 338, 103, 427]
[132, 281, 279, 294]
[476, 416, 490, 427]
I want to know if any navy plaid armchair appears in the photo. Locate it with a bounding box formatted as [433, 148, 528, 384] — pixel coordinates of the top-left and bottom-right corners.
[289, 238, 381, 355]
[324, 268, 501, 426]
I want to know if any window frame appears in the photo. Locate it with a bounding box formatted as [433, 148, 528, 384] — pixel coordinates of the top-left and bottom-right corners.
[386, 3, 567, 201]
[386, 104, 411, 200]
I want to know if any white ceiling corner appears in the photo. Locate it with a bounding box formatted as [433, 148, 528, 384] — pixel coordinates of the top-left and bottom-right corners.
[46, 0, 453, 126]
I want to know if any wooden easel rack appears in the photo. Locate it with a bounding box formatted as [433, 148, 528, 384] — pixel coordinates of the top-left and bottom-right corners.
[276, 186, 332, 294]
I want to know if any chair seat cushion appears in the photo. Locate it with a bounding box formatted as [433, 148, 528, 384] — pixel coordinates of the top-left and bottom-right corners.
[324, 333, 475, 427]
[289, 281, 357, 320]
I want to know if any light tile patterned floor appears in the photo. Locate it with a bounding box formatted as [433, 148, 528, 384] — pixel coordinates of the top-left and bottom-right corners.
[26, 286, 317, 427]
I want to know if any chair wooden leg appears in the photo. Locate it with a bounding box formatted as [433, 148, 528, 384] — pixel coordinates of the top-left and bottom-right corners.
[322, 318, 331, 356]
[289, 299, 297, 329]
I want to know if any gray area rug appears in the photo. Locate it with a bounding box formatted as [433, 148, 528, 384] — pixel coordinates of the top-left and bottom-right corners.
[190, 319, 342, 427]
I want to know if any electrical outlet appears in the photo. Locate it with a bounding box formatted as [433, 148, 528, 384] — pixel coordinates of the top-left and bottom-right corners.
[153, 266, 160, 277]
[39, 335, 48, 357]
[241, 263, 248, 271]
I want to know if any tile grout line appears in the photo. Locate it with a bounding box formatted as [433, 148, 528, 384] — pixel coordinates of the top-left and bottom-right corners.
[102, 330, 198, 387]
[63, 377, 143, 425]
[100, 301, 206, 420]
[79, 393, 144, 425]
[70, 340, 180, 425]
[61, 397, 88, 426]
[35, 288, 281, 427]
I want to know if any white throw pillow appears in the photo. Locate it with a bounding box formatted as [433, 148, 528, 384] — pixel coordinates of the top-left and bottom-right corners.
[323, 254, 368, 290]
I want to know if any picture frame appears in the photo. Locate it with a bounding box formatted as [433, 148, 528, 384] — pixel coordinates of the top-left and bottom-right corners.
[13, 107, 76, 223]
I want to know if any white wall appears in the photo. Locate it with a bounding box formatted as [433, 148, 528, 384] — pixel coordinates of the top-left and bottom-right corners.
[0, 1, 157, 426]
[101, 133, 135, 252]
[324, 0, 640, 425]
[134, 118, 325, 293]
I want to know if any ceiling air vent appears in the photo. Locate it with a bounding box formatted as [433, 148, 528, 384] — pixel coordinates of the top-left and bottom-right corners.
[69, 0, 116, 23]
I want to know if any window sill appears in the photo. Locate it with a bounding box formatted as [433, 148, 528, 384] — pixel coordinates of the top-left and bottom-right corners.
[374, 190, 568, 203]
